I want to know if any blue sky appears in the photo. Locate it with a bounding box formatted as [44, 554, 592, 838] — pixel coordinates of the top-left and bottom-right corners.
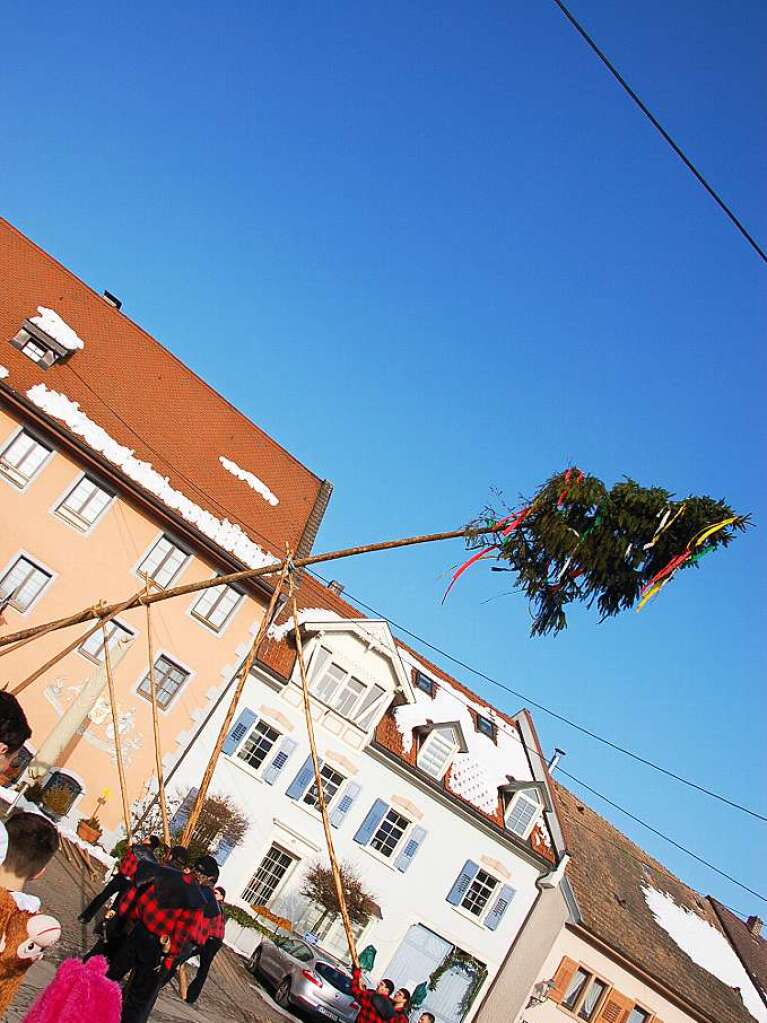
[5, 1, 766, 915]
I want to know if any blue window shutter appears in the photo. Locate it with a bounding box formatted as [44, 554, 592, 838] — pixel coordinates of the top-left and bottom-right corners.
[394, 825, 428, 872]
[485, 884, 516, 931]
[214, 836, 237, 866]
[263, 737, 298, 785]
[446, 860, 480, 906]
[353, 799, 389, 846]
[223, 708, 258, 756]
[170, 786, 198, 834]
[286, 755, 316, 800]
[330, 782, 362, 829]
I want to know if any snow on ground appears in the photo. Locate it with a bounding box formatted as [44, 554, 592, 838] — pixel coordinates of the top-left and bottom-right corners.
[268, 608, 343, 642]
[0, 365, 8, 379]
[26, 384, 277, 570]
[220, 456, 279, 507]
[394, 648, 531, 815]
[30, 307, 85, 351]
[643, 885, 767, 1023]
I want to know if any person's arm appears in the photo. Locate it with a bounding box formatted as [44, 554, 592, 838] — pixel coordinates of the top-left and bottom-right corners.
[351, 968, 369, 1003]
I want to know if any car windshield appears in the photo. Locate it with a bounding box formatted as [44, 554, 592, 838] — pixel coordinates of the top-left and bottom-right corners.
[315, 961, 353, 994]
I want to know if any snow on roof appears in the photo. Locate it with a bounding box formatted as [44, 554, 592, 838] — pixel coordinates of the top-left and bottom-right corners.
[268, 607, 344, 643]
[394, 647, 532, 815]
[0, 366, 8, 379]
[643, 885, 767, 1023]
[219, 455, 279, 506]
[30, 306, 85, 351]
[27, 384, 277, 571]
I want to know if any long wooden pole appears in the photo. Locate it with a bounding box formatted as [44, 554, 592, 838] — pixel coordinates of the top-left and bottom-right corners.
[180, 562, 291, 847]
[291, 585, 359, 969]
[102, 623, 132, 843]
[144, 576, 171, 846]
[10, 590, 146, 694]
[0, 525, 493, 650]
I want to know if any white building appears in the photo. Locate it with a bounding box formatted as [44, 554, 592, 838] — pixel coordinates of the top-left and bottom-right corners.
[167, 578, 569, 1023]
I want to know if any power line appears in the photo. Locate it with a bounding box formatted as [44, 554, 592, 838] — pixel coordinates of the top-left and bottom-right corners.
[549, 0, 767, 265]
[559, 768, 767, 905]
[329, 576, 767, 825]
[48, 365, 767, 824]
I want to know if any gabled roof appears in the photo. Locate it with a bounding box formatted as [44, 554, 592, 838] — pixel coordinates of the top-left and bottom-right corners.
[0, 218, 330, 567]
[556, 782, 763, 1023]
[710, 899, 767, 1010]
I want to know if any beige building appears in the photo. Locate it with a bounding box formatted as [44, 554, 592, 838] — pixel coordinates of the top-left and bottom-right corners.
[477, 784, 766, 1023]
[0, 218, 331, 843]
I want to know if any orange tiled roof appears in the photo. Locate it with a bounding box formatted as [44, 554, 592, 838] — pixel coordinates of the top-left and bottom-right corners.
[0, 218, 328, 564]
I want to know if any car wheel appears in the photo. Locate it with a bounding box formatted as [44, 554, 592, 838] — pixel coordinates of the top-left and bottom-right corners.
[275, 978, 292, 1009]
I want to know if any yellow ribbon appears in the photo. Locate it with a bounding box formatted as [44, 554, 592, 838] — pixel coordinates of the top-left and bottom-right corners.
[688, 516, 738, 550]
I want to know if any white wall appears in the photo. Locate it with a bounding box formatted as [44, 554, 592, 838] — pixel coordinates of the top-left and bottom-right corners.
[170, 625, 558, 1022]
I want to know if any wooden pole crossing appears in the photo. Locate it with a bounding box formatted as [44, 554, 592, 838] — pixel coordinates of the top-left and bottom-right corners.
[102, 622, 132, 844]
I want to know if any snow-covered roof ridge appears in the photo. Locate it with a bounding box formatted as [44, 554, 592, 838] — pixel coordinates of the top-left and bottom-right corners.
[27, 384, 277, 571]
[30, 306, 85, 351]
[268, 607, 343, 643]
[393, 647, 534, 815]
[643, 884, 767, 1023]
[219, 455, 279, 507]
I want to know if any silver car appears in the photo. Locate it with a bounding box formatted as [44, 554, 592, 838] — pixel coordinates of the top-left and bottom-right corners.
[249, 935, 361, 1023]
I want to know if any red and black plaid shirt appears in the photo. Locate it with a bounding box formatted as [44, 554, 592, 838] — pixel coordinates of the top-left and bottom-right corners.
[119, 875, 207, 958]
[118, 848, 140, 881]
[351, 969, 389, 1023]
[208, 908, 225, 942]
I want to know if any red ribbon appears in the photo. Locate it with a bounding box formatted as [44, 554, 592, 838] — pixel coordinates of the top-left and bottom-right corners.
[442, 506, 532, 603]
[557, 468, 584, 508]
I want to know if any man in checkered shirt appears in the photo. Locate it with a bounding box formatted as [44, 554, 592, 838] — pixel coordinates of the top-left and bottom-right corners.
[78, 835, 161, 924]
[351, 967, 397, 1023]
[108, 854, 218, 1023]
[185, 884, 226, 1005]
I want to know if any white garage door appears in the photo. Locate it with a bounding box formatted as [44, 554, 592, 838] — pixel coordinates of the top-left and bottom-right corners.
[383, 925, 477, 1023]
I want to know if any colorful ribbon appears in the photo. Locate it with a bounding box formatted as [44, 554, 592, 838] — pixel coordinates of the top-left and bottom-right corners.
[442, 506, 532, 603]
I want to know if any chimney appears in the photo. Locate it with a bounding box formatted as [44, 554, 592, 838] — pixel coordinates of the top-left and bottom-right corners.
[327, 580, 345, 596]
[548, 748, 566, 772]
[103, 290, 123, 310]
[746, 915, 763, 937]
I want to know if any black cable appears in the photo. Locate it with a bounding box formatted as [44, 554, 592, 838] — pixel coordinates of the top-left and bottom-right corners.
[549, 0, 767, 265]
[56, 365, 767, 824]
[559, 768, 767, 905]
[328, 577, 767, 824]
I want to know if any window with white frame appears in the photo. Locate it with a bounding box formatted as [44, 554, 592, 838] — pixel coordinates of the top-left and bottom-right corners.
[0, 431, 52, 488]
[309, 647, 388, 726]
[303, 763, 345, 810]
[138, 535, 189, 588]
[56, 475, 112, 530]
[370, 808, 410, 858]
[237, 719, 281, 771]
[417, 726, 460, 780]
[505, 788, 542, 838]
[0, 557, 52, 612]
[20, 338, 48, 364]
[242, 845, 295, 905]
[461, 868, 499, 919]
[79, 620, 133, 663]
[138, 655, 189, 709]
[191, 581, 242, 631]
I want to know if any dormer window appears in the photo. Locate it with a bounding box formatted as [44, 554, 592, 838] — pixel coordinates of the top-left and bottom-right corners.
[11, 309, 84, 369]
[309, 646, 388, 728]
[505, 788, 542, 838]
[417, 725, 460, 779]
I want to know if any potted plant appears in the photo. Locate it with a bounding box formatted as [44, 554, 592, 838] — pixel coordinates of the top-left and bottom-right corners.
[76, 815, 103, 845]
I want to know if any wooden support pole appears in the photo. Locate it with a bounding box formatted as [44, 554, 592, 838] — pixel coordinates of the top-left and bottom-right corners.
[144, 577, 171, 846]
[102, 622, 132, 844]
[180, 562, 291, 847]
[0, 525, 494, 651]
[291, 585, 359, 968]
[10, 590, 145, 694]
